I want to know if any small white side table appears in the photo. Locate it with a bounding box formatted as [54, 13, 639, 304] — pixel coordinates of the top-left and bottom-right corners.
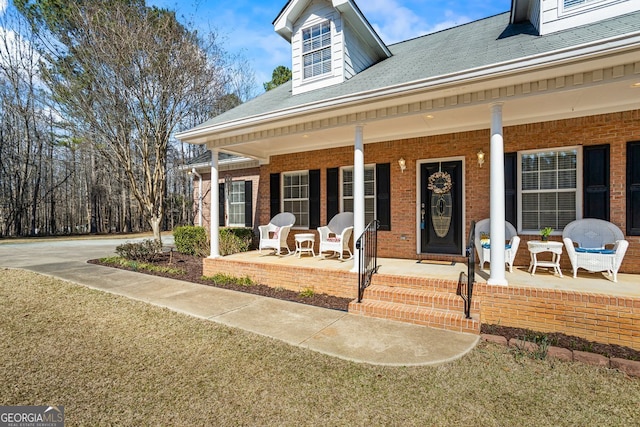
[527, 240, 563, 277]
[294, 233, 316, 258]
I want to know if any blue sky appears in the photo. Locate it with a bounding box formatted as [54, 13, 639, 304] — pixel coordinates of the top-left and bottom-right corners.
[144, 1, 511, 92]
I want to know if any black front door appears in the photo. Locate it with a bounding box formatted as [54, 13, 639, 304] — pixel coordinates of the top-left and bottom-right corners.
[420, 161, 463, 255]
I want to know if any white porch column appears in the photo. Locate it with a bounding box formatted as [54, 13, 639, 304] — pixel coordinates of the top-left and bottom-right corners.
[209, 149, 221, 258]
[488, 103, 507, 285]
[351, 124, 365, 272]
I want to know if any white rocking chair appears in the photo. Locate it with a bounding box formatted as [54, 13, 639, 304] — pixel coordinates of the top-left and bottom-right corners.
[562, 218, 628, 282]
[258, 212, 296, 255]
[474, 218, 521, 273]
[318, 212, 354, 261]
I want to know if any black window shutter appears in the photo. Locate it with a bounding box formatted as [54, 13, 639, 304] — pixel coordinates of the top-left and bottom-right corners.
[326, 167, 339, 220]
[309, 169, 321, 229]
[218, 183, 225, 227]
[583, 144, 610, 221]
[376, 163, 391, 231]
[504, 152, 517, 226]
[627, 141, 640, 235]
[244, 180, 253, 228]
[270, 173, 280, 219]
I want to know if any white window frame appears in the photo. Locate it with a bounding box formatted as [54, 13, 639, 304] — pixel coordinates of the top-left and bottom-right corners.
[282, 170, 309, 229]
[517, 146, 583, 234]
[562, 0, 618, 14]
[340, 165, 376, 225]
[227, 181, 245, 227]
[302, 21, 332, 80]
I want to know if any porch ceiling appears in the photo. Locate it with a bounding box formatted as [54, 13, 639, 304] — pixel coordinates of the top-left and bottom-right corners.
[201, 54, 640, 162]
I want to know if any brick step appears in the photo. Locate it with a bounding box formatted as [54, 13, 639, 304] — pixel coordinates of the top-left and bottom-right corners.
[349, 284, 480, 334]
[348, 299, 480, 334]
[364, 284, 481, 312]
[372, 273, 461, 292]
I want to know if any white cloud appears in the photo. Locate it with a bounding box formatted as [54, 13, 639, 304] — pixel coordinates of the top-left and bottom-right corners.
[359, 0, 428, 44]
[359, 1, 476, 44]
[0, 1, 7, 16]
[427, 10, 473, 34]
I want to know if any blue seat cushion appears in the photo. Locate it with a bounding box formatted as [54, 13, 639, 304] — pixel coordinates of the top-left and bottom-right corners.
[482, 243, 511, 250]
[575, 247, 615, 254]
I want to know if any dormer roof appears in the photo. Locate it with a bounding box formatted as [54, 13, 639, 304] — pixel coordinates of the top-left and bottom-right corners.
[273, 0, 391, 59]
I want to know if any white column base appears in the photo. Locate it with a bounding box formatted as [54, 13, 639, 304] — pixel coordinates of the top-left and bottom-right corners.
[487, 277, 508, 286]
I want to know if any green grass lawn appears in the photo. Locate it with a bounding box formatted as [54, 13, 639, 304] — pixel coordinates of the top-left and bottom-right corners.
[1, 269, 638, 426]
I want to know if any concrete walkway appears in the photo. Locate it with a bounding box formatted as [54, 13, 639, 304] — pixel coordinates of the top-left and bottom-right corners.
[0, 237, 479, 366]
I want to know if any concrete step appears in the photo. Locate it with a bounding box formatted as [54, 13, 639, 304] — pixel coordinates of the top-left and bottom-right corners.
[349, 284, 480, 334]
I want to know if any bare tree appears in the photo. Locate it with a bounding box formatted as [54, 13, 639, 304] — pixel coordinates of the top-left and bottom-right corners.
[18, 1, 234, 242]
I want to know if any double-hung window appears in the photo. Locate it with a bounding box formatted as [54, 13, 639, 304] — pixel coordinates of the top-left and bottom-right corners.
[519, 147, 581, 233]
[342, 166, 375, 224]
[302, 21, 331, 79]
[227, 181, 246, 227]
[283, 171, 309, 228]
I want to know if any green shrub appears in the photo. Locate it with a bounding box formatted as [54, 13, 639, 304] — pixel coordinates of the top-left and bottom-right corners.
[299, 287, 315, 298]
[115, 239, 162, 262]
[219, 228, 253, 256]
[201, 273, 254, 286]
[99, 256, 185, 275]
[174, 226, 208, 256]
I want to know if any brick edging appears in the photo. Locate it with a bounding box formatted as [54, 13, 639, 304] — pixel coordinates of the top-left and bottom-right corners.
[481, 334, 640, 378]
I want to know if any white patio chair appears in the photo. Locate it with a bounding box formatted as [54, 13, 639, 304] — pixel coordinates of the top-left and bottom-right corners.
[318, 212, 354, 261]
[562, 218, 628, 282]
[474, 218, 521, 273]
[258, 212, 296, 255]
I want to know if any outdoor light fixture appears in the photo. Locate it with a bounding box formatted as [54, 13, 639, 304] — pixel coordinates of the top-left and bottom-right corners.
[398, 157, 406, 173]
[477, 150, 485, 167]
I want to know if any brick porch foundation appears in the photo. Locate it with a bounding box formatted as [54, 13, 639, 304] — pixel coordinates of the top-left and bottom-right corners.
[202, 257, 640, 351]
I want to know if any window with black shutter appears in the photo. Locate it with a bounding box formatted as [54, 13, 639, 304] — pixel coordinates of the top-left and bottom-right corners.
[218, 183, 225, 227]
[505, 152, 517, 226]
[309, 169, 320, 229]
[583, 144, 610, 221]
[376, 163, 391, 230]
[270, 173, 280, 219]
[627, 141, 640, 235]
[326, 167, 339, 220]
[244, 181, 253, 228]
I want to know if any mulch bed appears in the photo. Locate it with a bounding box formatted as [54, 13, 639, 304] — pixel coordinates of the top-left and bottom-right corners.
[88, 252, 352, 312]
[90, 252, 640, 361]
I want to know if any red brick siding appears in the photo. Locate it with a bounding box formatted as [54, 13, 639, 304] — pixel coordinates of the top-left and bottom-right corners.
[203, 257, 357, 299]
[195, 167, 260, 233]
[200, 110, 640, 272]
[476, 283, 640, 351]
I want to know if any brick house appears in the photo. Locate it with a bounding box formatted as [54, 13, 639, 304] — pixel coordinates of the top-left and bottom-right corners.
[177, 1, 640, 348]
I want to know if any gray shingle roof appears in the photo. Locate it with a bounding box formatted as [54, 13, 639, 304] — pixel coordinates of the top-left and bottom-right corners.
[194, 10, 640, 130]
[184, 151, 240, 166]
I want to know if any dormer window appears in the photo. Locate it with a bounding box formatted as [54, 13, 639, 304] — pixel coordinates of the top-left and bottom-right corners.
[302, 21, 331, 79]
[564, 0, 607, 9]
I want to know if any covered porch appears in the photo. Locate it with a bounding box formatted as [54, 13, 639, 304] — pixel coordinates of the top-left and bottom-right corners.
[209, 250, 640, 298]
[203, 251, 640, 351]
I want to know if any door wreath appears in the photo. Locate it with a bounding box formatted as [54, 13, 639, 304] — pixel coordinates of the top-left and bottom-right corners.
[428, 171, 453, 238]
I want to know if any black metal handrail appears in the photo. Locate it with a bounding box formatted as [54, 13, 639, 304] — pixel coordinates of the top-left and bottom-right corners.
[356, 219, 380, 302]
[457, 220, 476, 319]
